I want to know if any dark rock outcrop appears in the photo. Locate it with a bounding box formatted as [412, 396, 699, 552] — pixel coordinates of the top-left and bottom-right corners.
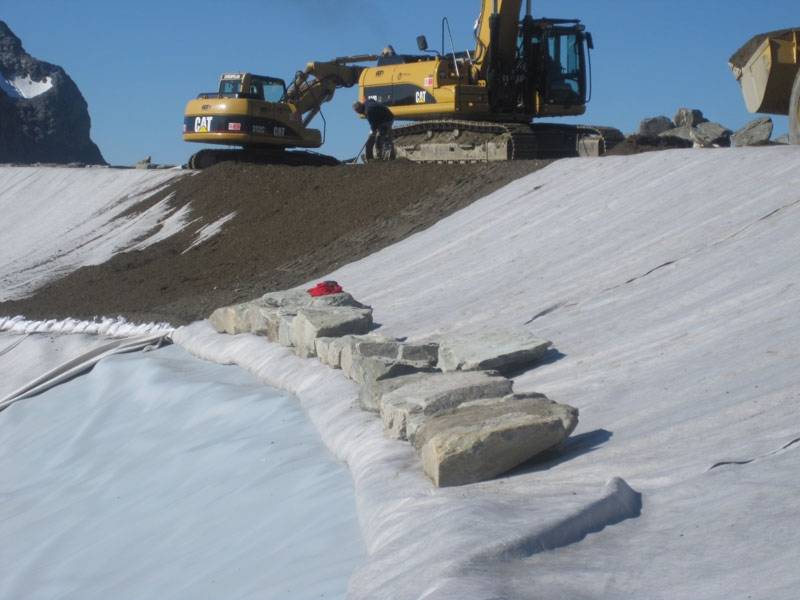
[0, 21, 105, 164]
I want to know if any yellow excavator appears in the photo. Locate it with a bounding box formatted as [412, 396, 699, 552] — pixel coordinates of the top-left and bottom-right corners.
[357, 0, 623, 161]
[183, 56, 377, 169]
[729, 28, 800, 145]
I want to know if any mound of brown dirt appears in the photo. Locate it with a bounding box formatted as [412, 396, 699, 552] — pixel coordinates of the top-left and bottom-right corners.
[1, 160, 551, 325]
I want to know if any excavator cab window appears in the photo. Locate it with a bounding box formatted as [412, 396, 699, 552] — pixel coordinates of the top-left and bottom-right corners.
[219, 79, 242, 97]
[254, 77, 287, 103]
[543, 29, 586, 105]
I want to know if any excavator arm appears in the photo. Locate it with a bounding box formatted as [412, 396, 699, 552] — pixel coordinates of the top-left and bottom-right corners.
[287, 55, 379, 126]
[472, 0, 524, 80]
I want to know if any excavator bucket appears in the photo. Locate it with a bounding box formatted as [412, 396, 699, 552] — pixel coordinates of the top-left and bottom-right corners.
[729, 28, 800, 115]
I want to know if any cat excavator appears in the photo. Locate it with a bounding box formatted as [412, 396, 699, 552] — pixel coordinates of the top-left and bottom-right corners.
[183, 55, 377, 169]
[357, 0, 623, 161]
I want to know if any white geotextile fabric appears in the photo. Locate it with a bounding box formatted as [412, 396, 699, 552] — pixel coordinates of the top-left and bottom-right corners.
[0, 316, 173, 337]
[0, 332, 110, 398]
[0, 343, 364, 600]
[178, 146, 800, 599]
[0, 166, 185, 301]
[0, 333, 170, 411]
[174, 323, 642, 600]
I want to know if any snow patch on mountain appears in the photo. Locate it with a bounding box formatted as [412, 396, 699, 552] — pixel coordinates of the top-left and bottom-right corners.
[0, 74, 53, 99]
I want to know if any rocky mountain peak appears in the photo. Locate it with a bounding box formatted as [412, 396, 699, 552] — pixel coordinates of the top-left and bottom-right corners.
[0, 20, 105, 165]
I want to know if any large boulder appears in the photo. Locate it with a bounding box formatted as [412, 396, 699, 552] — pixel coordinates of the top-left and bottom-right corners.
[638, 116, 674, 137]
[208, 303, 252, 335]
[731, 117, 773, 147]
[380, 371, 514, 441]
[673, 108, 707, 129]
[0, 21, 105, 164]
[692, 122, 732, 147]
[659, 126, 695, 143]
[413, 394, 579, 487]
[437, 330, 551, 373]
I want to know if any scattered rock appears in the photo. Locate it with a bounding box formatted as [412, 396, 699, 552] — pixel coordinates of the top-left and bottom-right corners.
[380, 371, 514, 440]
[437, 330, 551, 373]
[673, 108, 707, 129]
[692, 122, 732, 147]
[135, 156, 152, 169]
[413, 394, 579, 487]
[731, 117, 773, 147]
[638, 116, 674, 137]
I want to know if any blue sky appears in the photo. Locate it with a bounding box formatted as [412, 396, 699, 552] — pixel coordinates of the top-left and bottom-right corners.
[3, 1, 797, 165]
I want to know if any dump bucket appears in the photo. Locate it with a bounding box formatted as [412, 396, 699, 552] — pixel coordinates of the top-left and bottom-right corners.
[729, 28, 800, 115]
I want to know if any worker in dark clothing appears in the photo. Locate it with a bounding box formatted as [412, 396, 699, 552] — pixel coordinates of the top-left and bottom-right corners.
[353, 99, 395, 160]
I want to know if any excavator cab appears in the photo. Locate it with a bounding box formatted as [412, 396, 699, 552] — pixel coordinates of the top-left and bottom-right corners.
[216, 74, 288, 102]
[519, 19, 592, 115]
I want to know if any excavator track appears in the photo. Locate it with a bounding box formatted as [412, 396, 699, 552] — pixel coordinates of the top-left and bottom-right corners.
[187, 148, 340, 170]
[390, 120, 624, 163]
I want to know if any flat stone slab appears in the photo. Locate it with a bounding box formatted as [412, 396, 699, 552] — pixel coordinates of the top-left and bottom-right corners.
[358, 372, 433, 413]
[380, 371, 513, 440]
[437, 330, 551, 373]
[292, 307, 374, 358]
[347, 354, 432, 386]
[413, 394, 579, 487]
[261, 289, 368, 310]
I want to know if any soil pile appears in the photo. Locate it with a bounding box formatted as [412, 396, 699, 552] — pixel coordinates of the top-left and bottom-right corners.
[1, 160, 550, 325]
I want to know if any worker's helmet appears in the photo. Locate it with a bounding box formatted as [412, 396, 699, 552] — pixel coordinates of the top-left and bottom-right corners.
[352, 101, 366, 114]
